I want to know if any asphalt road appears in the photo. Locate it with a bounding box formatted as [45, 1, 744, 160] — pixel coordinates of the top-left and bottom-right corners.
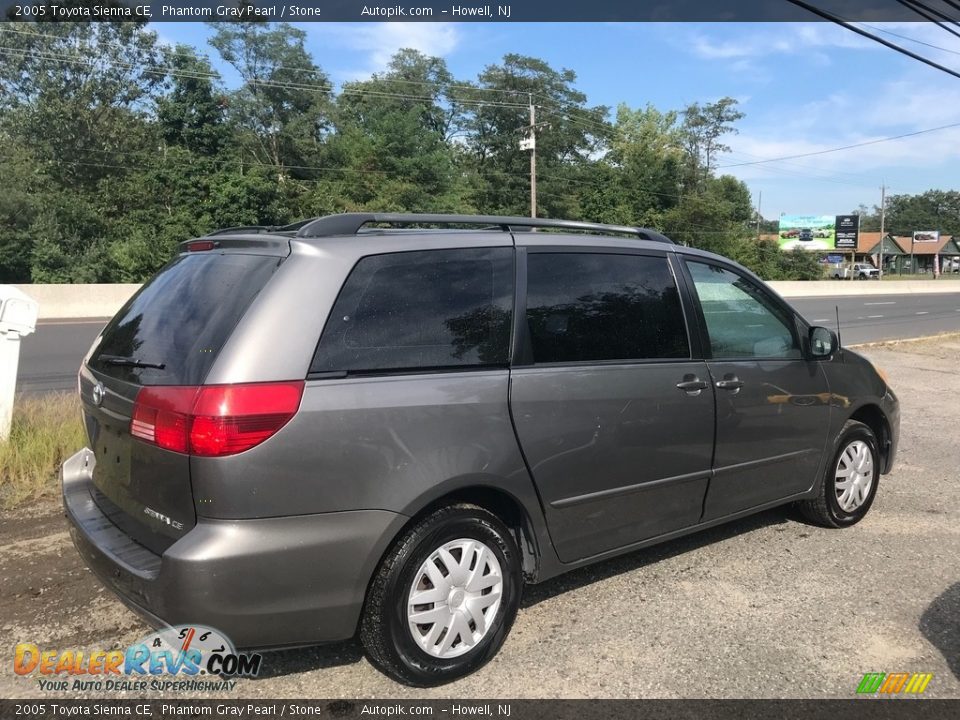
[15, 318, 108, 395]
[14, 292, 960, 394]
[791, 292, 960, 346]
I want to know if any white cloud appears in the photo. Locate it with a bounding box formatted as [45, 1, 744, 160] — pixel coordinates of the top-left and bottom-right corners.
[682, 21, 960, 83]
[724, 107, 960, 186]
[686, 22, 874, 62]
[311, 23, 461, 82]
[666, 22, 960, 210]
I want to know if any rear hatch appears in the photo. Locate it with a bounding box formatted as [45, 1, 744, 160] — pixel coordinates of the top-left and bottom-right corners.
[80, 249, 284, 554]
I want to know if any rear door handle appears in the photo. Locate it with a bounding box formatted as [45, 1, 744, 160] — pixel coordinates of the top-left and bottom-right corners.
[676, 375, 709, 394]
[715, 375, 744, 392]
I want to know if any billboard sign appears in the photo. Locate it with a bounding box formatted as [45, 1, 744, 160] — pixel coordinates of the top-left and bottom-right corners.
[778, 215, 835, 250]
[913, 230, 940, 244]
[835, 215, 860, 250]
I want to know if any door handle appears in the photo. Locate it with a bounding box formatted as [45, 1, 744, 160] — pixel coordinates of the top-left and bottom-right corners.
[676, 375, 708, 394]
[715, 375, 744, 392]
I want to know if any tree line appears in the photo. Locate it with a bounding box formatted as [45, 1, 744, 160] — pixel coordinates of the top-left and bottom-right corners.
[0, 20, 943, 284]
[854, 191, 960, 237]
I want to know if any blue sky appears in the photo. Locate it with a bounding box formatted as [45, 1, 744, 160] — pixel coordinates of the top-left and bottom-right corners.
[157, 22, 960, 219]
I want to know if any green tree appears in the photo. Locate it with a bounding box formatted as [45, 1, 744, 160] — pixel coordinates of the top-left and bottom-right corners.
[208, 23, 332, 175]
[663, 174, 753, 256]
[596, 103, 684, 225]
[0, 142, 48, 281]
[327, 49, 472, 212]
[463, 54, 610, 217]
[850, 204, 881, 232]
[680, 97, 744, 190]
[156, 45, 231, 157]
[0, 20, 166, 281]
[885, 190, 960, 237]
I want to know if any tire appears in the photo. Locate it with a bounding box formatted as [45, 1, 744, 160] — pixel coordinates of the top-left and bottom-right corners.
[799, 420, 880, 528]
[360, 504, 522, 686]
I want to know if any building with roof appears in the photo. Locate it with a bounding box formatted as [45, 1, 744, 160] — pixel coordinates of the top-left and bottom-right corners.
[758, 231, 958, 275]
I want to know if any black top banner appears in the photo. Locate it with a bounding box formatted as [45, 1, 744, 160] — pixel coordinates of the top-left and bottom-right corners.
[2, 0, 959, 22]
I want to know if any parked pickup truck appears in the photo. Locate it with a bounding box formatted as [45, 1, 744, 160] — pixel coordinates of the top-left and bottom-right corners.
[831, 263, 880, 280]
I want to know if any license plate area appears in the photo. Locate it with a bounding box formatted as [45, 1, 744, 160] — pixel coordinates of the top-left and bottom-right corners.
[92, 423, 132, 492]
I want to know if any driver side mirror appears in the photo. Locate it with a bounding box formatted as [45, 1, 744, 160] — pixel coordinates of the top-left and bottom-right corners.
[809, 326, 838, 359]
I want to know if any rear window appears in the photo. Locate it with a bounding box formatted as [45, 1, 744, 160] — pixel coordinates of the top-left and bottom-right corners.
[89, 253, 281, 385]
[311, 247, 514, 375]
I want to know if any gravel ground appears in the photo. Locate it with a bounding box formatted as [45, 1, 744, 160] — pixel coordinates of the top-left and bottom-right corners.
[2, 337, 958, 699]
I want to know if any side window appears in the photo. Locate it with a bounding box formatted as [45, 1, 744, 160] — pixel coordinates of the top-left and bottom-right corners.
[311, 247, 513, 374]
[525, 252, 689, 364]
[686, 261, 801, 359]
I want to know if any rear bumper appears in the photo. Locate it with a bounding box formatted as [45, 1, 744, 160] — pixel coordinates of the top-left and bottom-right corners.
[62, 448, 407, 649]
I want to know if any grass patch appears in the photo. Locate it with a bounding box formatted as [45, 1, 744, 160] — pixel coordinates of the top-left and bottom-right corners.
[0, 392, 86, 509]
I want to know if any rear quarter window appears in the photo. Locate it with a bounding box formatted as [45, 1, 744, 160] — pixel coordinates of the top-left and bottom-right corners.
[311, 247, 514, 375]
[89, 253, 281, 385]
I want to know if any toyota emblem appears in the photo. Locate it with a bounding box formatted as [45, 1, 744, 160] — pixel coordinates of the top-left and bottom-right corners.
[92, 382, 105, 407]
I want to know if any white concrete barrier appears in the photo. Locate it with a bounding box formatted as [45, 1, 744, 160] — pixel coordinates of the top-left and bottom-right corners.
[12, 279, 960, 321]
[769, 280, 960, 298]
[14, 284, 140, 321]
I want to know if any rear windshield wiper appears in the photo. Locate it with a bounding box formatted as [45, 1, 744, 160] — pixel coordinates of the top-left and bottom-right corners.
[99, 355, 166, 370]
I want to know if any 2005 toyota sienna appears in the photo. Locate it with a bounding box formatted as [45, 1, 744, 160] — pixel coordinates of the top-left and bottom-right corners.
[63, 213, 899, 686]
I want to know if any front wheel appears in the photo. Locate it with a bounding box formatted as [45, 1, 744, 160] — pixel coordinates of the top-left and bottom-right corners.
[799, 420, 880, 528]
[360, 504, 522, 686]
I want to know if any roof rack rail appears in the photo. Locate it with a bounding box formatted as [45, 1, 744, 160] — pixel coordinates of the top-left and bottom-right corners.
[294, 213, 673, 244]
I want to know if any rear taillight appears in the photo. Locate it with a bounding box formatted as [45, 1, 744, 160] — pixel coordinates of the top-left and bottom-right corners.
[131, 382, 304, 457]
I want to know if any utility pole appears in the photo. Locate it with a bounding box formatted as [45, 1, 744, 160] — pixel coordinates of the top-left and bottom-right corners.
[519, 95, 548, 219]
[878, 183, 886, 279]
[529, 99, 537, 218]
[755, 191, 762, 241]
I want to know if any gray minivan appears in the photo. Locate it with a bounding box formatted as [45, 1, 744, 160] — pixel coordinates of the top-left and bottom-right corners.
[63, 213, 899, 686]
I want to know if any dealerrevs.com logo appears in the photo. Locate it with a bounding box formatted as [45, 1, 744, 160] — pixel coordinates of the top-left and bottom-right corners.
[14, 625, 262, 692]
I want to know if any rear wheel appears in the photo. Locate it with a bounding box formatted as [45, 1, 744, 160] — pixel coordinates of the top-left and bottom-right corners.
[360, 504, 522, 686]
[799, 420, 880, 528]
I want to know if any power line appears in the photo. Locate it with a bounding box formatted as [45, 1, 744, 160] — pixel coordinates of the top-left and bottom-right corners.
[785, 0, 960, 81]
[717, 121, 960, 168]
[722, 157, 893, 190]
[859, 22, 960, 56]
[3, 29, 947, 204]
[0, 46, 537, 111]
[0, 42, 621, 156]
[892, 0, 960, 40]
[0, 26, 619, 135]
[0, 25, 539, 101]
[725, 148, 877, 180]
[903, 0, 960, 26]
